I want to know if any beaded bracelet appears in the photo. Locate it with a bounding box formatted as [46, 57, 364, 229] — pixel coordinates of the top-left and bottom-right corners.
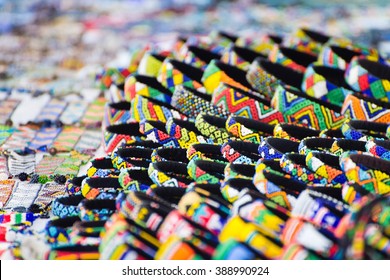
[195, 113, 231, 144]
[258, 137, 300, 160]
[298, 137, 335, 155]
[102, 101, 132, 130]
[246, 57, 304, 100]
[292, 189, 349, 234]
[87, 157, 118, 178]
[80, 177, 122, 200]
[339, 151, 390, 196]
[139, 119, 180, 148]
[118, 168, 154, 192]
[130, 94, 187, 123]
[273, 123, 319, 142]
[268, 45, 317, 73]
[345, 57, 390, 101]
[148, 161, 193, 188]
[151, 146, 188, 163]
[253, 159, 306, 210]
[225, 115, 274, 144]
[365, 139, 390, 160]
[0, 179, 15, 207]
[319, 127, 344, 139]
[281, 244, 324, 260]
[156, 209, 216, 244]
[224, 163, 255, 180]
[341, 119, 388, 141]
[165, 117, 212, 149]
[219, 215, 283, 259]
[201, 59, 255, 94]
[52, 195, 84, 218]
[157, 58, 206, 93]
[271, 85, 346, 131]
[281, 218, 340, 259]
[187, 143, 226, 163]
[0, 211, 39, 225]
[187, 159, 226, 184]
[44, 244, 100, 260]
[78, 198, 116, 221]
[221, 45, 266, 71]
[329, 138, 367, 156]
[341, 92, 390, 123]
[212, 82, 285, 124]
[148, 187, 186, 206]
[80, 97, 106, 129]
[103, 122, 145, 154]
[155, 235, 208, 260]
[221, 141, 260, 164]
[179, 45, 221, 70]
[285, 28, 331, 55]
[171, 85, 230, 119]
[65, 175, 87, 196]
[69, 220, 106, 246]
[220, 178, 258, 203]
[125, 74, 173, 104]
[45, 216, 80, 245]
[280, 153, 329, 186]
[137, 52, 167, 77]
[318, 45, 366, 70]
[305, 151, 347, 187]
[235, 33, 282, 56]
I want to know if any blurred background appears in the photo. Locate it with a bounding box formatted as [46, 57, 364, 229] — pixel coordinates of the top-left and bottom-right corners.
[1, 0, 390, 93]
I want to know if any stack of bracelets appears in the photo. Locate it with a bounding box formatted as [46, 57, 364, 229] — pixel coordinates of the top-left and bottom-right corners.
[0, 26, 389, 260]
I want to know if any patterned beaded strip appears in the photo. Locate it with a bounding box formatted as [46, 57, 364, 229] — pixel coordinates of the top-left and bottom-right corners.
[271, 85, 346, 131]
[4, 181, 42, 210]
[1, 126, 37, 151]
[0, 99, 19, 125]
[7, 150, 36, 176]
[33, 182, 67, 209]
[268, 46, 313, 73]
[148, 161, 192, 188]
[0, 125, 15, 147]
[59, 100, 88, 125]
[221, 141, 260, 164]
[345, 57, 390, 101]
[102, 102, 132, 129]
[28, 127, 62, 151]
[341, 93, 390, 124]
[139, 120, 180, 148]
[35, 99, 67, 123]
[0, 157, 9, 180]
[212, 82, 284, 124]
[53, 151, 91, 177]
[51, 126, 85, 153]
[125, 75, 172, 104]
[80, 97, 106, 128]
[0, 180, 15, 208]
[74, 129, 102, 154]
[187, 159, 225, 184]
[302, 64, 352, 107]
[35, 155, 66, 176]
[195, 114, 231, 144]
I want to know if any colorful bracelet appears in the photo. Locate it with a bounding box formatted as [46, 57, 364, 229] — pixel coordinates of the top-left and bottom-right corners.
[298, 137, 335, 155]
[258, 137, 300, 160]
[165, 117, 212, 149]
[235, 33, 282, 56]
[118, 168, 154, 192]
[284, 28, 331, 55]
[273, 123, 319, 141]
[187, 159, 226, 184]
[212, 83, 285, 124]
[157, 58, 206, 93]
[224, 163, 255, 180]
[186, 143, 226, 163]
[339, 151, 390, 195]
[268, 45, 317, 73]
[220, 178, 258, 203]
[365, 139, 390, 160]
[52, 195, 84, 218]
[78, 198, 116, 222]
[138, 51, 168, 77]
[49, 126, 84, 154]
[65, 175, 86, 196]
[329, 138, 366, 156]
[130, 94, 187, 123]
[318, 45, 365, 70]
[45, 216, 80, 245]
[246, 57, 304, 100]
[139, 119, 180, 148]
[221, 141, 260, 164]
[271, 85, 346, 131]
[171, 85, 230, 119]
[345, 57, 390, 101]
[301, 63, 353, 107]
[179, 45, 221, 70]
[87, 157, 118, 178]
[195, 113, 231, 144]
[102, 101, 132, 130]
[319, 127, 344, 138]
[80, 97, 106, 129]
[305, 151, 347, 187]
[0, 179, 15, 207]
[341, 92, 390, 123]
[213, 239, 266, 260]
[151, 147, 188, 163]
[341, 119, 388, 141]
[225, 115, 274, 144]
[124, 74, 173, 104]
[281, 244, 324, 260]
[103, 122, 145, 153]
[148, 186, 186, 206]
[155, 235, 208, 260]
[80, 177, 122, 199]
[201, 59, 254, 95]
[280, 153, 329, 186]
[221, 45, 266, 71]
[35, 98, 67, 124]
[148, 161, 193, 188]
[0, 211, 39, 224]
[45, 244, 100, 260]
